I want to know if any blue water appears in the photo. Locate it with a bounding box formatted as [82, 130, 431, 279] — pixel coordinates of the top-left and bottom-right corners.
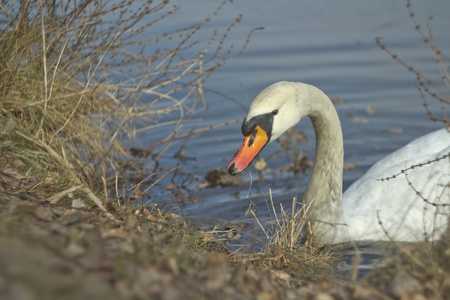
[126, 0, 449, 275]
[138, 0, 449, 214]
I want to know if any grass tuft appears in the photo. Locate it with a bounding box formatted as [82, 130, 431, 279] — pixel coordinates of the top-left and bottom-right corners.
[244, 190, 338, 283]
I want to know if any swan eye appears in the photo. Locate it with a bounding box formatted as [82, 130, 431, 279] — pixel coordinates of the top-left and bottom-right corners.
[272, 109, 279, 116]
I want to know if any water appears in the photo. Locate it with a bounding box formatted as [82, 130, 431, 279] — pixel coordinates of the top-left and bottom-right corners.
[132, 0, 449, 275]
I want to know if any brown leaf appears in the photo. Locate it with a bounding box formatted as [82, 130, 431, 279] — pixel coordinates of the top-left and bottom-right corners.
[0, 118, 16, 136]
[33, 206, 54, 221]
[173, 193, 199, 204]
[254, 158, 267, 171]
[205, 168, 244, 187]
[270, 269, 291, 282]
[101, 228, 128, 239]
[200, 231, 216, 242]
[365, 106, 380, 114]
[343, 163, 357, 170]
[332, 97, 344, 105]
[346, 113, 369, 124]
[389, 127, 403, 134]
[164, 184, 176, 190]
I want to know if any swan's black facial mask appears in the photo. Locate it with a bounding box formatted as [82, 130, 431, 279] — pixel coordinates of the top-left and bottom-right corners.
[241, 112, 274, 141]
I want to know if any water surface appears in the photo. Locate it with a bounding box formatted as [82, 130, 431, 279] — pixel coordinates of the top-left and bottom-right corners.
[136, 0, 449, 273]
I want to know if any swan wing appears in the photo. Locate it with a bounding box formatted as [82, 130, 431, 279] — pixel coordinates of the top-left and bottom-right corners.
[343, 128, 450, 241]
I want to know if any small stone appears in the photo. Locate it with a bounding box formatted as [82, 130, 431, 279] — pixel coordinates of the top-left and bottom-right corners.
[66, 243, 85, 257]
[315, 292, 334, 300]
[33, 206, 54, 221]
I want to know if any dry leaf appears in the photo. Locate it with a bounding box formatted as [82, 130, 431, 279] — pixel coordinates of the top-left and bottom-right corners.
[365, 106, 380, 114]
[346, 113, 369, 124]
[332, 97, 344, 104]
[254, 158, 267, 171]
[101, 228, 128, 239]
[164, 184, 176, 190]
[33, 206, 54, 221]
[205, 168, 244, 187]
[389, 127, 403, 134]
[344, 163, 357, 170]
[270, 269, 291, 282]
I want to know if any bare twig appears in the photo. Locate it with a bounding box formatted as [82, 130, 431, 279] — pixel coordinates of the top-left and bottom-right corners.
[48, 185, 83, 203]
[377, 152, 449, 182]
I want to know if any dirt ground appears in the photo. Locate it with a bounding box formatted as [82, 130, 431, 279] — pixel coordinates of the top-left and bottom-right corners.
[0, 152, 449, 299]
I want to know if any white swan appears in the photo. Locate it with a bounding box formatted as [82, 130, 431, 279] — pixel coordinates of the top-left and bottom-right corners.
[227, 81, 450, 244]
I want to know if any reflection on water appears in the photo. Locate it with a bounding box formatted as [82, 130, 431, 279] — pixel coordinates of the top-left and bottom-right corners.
[334, 241, 404, 279]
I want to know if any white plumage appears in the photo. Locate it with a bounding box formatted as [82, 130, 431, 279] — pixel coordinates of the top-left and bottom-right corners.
[228, 81, 450, 244]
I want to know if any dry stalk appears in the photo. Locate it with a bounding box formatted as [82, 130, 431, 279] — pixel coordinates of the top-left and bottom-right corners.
[16, 130, 119, 223]
[376, 0, 449, 126]
[37, 0, 48, 136]
[375, 0, 449, 213]
[48, 185, 83, 204]
[1, 0, 253, 212]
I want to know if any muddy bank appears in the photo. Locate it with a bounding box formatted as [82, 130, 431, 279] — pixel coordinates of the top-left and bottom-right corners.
[2, 166, 449, 300]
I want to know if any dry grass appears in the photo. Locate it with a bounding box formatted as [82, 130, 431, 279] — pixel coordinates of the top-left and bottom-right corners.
[2, 0, 341, 289]
[1, 0, 449, 297]
[244, 190, 338, 283]
[0, 0, 252, 214]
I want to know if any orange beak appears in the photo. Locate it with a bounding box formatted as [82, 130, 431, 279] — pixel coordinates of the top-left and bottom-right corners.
[227, 125, 269, 176]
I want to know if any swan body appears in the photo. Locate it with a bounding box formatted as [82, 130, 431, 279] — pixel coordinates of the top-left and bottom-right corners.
[227, 81, 450, 244]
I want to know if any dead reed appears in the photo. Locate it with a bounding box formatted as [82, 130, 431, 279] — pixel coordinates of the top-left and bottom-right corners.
[243, 190, 337, 283]
[0, 0, 252, 214]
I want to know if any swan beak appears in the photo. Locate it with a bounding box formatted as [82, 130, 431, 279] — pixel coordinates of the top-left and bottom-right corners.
[227, 125, 269, 176]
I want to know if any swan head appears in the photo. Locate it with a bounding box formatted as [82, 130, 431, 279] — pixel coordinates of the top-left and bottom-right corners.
[227, 81, 309, 176]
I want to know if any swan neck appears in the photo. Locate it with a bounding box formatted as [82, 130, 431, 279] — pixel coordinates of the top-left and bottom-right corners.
[303, 87, 345, 226]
